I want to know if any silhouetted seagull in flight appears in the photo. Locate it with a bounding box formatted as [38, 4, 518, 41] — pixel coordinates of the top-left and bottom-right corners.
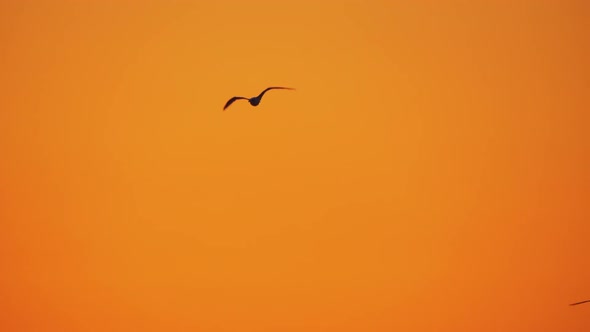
[223, 87, 295, 110]
[570, 299, 590, 306]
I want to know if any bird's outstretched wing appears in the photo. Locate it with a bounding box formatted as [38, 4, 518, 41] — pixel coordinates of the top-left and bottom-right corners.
[223, 96, 248, 110]
[256, 86, 295, 100]
[570, 300, 590, 306]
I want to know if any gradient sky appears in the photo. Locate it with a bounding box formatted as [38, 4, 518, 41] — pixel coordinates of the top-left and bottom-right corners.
[1, 1, 589, 331]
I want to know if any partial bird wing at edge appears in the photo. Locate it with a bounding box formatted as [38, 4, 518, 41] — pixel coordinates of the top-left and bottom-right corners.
[223, 96, 248, 110]
[570, 300, 590, 306]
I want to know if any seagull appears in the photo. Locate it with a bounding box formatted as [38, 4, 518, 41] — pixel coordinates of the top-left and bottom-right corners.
[570, 300, 590, 306]
[223, 87, 295, 110]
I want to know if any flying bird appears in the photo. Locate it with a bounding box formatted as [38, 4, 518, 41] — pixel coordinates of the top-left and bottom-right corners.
[570, 300, 590, 306]
[223, 87, 295, 110]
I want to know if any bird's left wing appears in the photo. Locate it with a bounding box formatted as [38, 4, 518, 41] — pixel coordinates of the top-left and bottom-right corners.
[223, 96, 248, 110]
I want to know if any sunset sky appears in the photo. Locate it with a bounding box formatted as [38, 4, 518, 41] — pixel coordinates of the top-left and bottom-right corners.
[1, 1, 589, 331]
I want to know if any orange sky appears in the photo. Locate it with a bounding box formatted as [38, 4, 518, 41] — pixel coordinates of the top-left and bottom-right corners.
[1, 1, 589, 331]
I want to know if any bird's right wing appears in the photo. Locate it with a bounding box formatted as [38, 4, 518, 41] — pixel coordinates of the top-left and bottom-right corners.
[223, 96, 248, 110]
[264, 86, 295, 92]
[570, 300, 590, 306]
[256, 87, 295, 99]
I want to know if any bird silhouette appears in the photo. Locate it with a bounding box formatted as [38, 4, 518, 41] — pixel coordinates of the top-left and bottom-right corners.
[570, 300, 590, 306]
[223, 87, 295, 110]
